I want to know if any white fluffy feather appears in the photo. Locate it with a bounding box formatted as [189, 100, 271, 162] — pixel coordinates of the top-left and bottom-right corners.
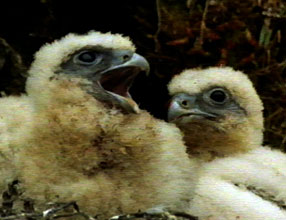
[190, 147, 286, 220]
[168, 67, 286, 219]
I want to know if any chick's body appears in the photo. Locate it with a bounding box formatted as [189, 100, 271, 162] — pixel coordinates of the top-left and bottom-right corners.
[13, 31, 195, 218]
[18, 85, 192, 217]
[0, 96, 32, 191]
[191, 147, 286, 220]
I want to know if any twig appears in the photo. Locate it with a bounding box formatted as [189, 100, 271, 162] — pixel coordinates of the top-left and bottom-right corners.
[0, 212, 42, 220]
[195, 0, 210, 49]
[110, 211, 198, 220]
[0, 201, 96, 220]
[171, 212, 198, 220]
[265, 107, 284, 122]
[0, 37, 26, 77]
[154, 0, 162, 52]
[43, 201, 78, 218]
[280, 136, 286, 149]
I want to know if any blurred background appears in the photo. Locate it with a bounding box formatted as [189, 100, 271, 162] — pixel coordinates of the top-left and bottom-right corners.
[0, 0, 285, 149]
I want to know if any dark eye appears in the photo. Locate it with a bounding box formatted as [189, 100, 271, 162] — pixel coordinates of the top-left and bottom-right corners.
[180, 100, 191, 108]
[209, 89, 228, 104]
[77, 51, 97, 63]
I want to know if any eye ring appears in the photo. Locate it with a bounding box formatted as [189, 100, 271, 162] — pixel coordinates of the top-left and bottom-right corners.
[207, 88, 229, 105]
[74, 50, 99, 65]
[180, 100, 191, 109]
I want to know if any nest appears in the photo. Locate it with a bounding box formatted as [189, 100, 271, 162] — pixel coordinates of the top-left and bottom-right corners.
[0, 181, 196, 220]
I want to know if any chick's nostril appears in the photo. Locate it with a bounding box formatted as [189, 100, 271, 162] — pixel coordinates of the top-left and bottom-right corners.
[123, 55, 130, 61]
[119, 50, 133, 63]
[113, 50, 133, 64]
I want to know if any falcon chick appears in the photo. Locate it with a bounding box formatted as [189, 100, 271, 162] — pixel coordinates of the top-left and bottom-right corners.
[13, 31, 195, 218]
[168, 67, 286, 219]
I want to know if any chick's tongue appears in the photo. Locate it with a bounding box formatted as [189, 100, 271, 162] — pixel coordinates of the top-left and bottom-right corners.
[100, 67, 136, 98]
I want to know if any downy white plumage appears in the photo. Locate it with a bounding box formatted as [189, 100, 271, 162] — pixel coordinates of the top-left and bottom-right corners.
[168, 67, 286, 219]
[0, 31, 196, 218]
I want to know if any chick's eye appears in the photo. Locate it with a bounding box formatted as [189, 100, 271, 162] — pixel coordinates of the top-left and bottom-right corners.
[180, 100, 190, 108]
[78, 52, 97, 63]
[210, 90, 227, 103]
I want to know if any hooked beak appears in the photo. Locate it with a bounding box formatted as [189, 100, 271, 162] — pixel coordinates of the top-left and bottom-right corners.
[99, 53, 150, 113]
[168, 93, 217, 122]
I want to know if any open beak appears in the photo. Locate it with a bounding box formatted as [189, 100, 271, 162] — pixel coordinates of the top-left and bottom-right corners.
[99, 53, 150, 113]
[168, 93, 217, 122]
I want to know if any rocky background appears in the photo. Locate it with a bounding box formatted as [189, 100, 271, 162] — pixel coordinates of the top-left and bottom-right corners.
[0, 0, 285, 150]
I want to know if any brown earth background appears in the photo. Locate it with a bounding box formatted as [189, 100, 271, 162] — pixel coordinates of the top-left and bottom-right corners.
[0, 0, 285, 150]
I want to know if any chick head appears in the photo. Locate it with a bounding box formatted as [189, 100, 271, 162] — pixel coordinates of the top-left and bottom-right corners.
[168, 67, 264, 158]
[26, 31, 149, 113]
